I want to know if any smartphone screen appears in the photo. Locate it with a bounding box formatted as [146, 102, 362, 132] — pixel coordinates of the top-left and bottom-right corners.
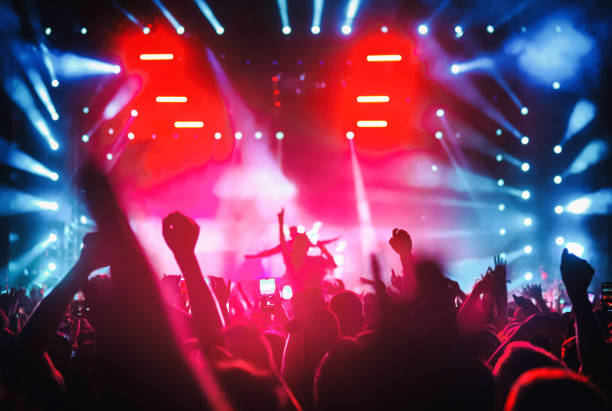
[601, 282, 612, 312]
[260, 278, 276, 296]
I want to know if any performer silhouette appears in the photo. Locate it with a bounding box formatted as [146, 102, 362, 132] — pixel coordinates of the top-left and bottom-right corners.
[246, 209, 338, 292]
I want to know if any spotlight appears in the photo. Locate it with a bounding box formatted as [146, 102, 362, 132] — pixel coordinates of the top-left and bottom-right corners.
[565, 242, 584, 257]
[521, 136, 530, 145]
[521, 190, 531, 200]
[417, 24, 428, 35]
[311, 26, 321, 34]
[451, 64, 460, 74]
[81, 27, 87, 35]
[106, 153, 113, 160]
[108, 128, 114, 135]
[49, 233, 58, 242]
[553, 81, 560, 89]
[554, 175, 562, 184]
[486, 25, 495, 33]
[82, 106, 89, 114]
[130, 109, 138, 117]
[554, 205, 563, 214]
[216, 27, 224, 35]
[524, 245, 533, 254]
[496, 154, 503, 162]
[499, 228, 506, 235]
[521, 107, 529, 115]
[50, 172, 59, 181]
[500, 252, 507, 259]
[80, 215, 87, 224]
[521, 162, 530, 172]
[380, 26, 389, 33]
[45, 27, 52, 36]
[566, 197, 591, 214]
[435, 131, 443, 139]
[346, 131, 355, 140]
[51, 79, 59, 88]
[454, 25, 463, 38]
[282, 26, 292, 35]
[497, 179, 504, 186]
[524, 272, 533, 281]
[50, 140, 59, 151]
[112, 65, 121, 74]
[254, 131, 263, 139]
[281, 285, 293, 300]
[523, 217, 532, 226]
[341, 25, 351, 35]
[128, 132, 135, 140]
[39, 201, 59, 211]
[81, 134, 89, 142]
[436, 109, 445, 117]
[143, 26, 151, 35]
[48, 262, 57, 271]
[275, 131, 284, 140]
[431, 165, 438, 172]
[176, 26, 185, 35]
[234, 131, 243, 140]
[553, 145, 562, 154]
[496, 129, 502, 136]
[555, 236, 565, 245]
[498, 203, 505, 211]
[214, 132, 222, 140]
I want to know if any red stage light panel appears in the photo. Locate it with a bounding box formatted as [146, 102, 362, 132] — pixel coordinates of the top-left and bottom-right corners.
[99, 23, 234, 190]
[335, 29, 430, 152]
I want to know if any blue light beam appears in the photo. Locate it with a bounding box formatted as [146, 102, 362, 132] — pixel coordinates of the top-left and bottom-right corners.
[562, 99, 596, 144]
[341, 0, 361, 34]
[276, 0, 291, 34]
[564, 139, 608, 176]
[2, 75, 59, 150]
[51, 52, 121, 79]
[152, 0, 184, 33]
[312, 0, 324, 33]
[0, 137, 59, 180]
[193, 0, 225, 34]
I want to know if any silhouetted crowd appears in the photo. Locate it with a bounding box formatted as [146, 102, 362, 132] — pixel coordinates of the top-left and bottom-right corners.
[1, 164, 610, 410]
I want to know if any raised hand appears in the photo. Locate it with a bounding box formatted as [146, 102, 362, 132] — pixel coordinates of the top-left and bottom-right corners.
[493, 254, 506, 268]
[523, 283, 543, 301]
[162, 212, 200, 255]
[560, 248, 594, 303]
[491, 255, 507, 292]
[390, 268, 403, 291]
[473, 270, 494, 295]
[208, 276, 230, 306]
[277, 208, 284, 222]
[388, 228, 412, 257]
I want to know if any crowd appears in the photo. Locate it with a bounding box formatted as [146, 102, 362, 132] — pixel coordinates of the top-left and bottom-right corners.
[0, 163, 610, 410]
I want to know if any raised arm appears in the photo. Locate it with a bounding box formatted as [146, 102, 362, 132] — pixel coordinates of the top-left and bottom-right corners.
[524, 284, 550, 313]
[492, 255, 509, 330]
[162, 212, 225, 350]
[457, 272, 493, 333]
[560, 248, 609, 381]
[79, 163, 227, 410]
[244, 244, 282, 259]
[389, 228, 413, 277]
[318, 242, 337, 269]
[277, 208, 291, 266]
[17, 233, 108, 359]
